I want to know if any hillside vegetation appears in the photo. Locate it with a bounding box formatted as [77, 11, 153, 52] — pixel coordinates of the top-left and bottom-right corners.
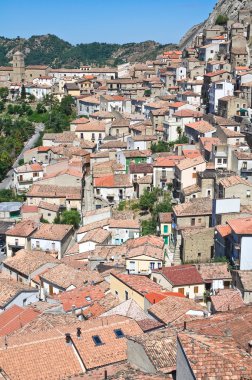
[0, 34, 178, 68]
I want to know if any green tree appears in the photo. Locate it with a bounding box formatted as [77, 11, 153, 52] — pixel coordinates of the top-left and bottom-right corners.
[139, 188, 159, 212]
[0, 101, 4, 113]
[215, 14, 228, 25]
[141, 219, 157, 236]
[60, 95, 75, 116]
[20, 85, 26, 100]
[151, 140, 170, 153]
[59, 210, 81, 229]
[36, 102, 47, 114]
[0, 87, 9, 101]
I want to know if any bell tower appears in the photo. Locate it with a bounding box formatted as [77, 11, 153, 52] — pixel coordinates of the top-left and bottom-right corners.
[12, 51, 25, 83]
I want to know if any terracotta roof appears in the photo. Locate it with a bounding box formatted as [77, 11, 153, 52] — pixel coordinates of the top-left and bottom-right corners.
[168, 101, 187, 108]
[204, 69, 228, 77]
[38, 201, 60, 212]
[176, 155, 205, 170]
[3, 249, 58, 276]
[128, 329, 176, 373]
[233, 151, 252, 160]
[32, 223, 73, 241]
[198, 263, 231, 281]
[214, 116, 240, 127]
[112, 273, 163, 295]
[216, 224, 232, 238]
[77, 219, 109, 234]
[28, 184, 81, 200]
[219, 175, 252, 188]
[6, 219, 38, 237]
[79, 227, 111, 244]
[0, 274, 36, 309]
[154, 265, 203, 286]
[55, 285, 105, 312]
[21, 205, 39, 213]
[145, 291, 185, 304]
[220, 126, 244, 138]
[228, 217, 252, 235]
[148, 296, 204, 325]
[173, 197, 212, 217]
[210, 289, 244, 312]
[185, 120, 216, 134]
[0, 316, 143, 379]
[94, 174, 132, 188]
[159, 212, 172, 224]
[137, 174, 153, 184]
[126, 235, 164, 249]
[40, 263, 102, 289]
[182, 149, 201, 159]
[0, 305, 40, 336]
[178, 332, 252, 379]
[153, 156, 184, 168]
[199, 137, 221, 152]
[127, 245, 164, 260]
[100, 141, 127, 149]
[129, 163, 153, 174]
[75, 121, 105, 132]
[109, 219, 140, 229]
[15, 163, 43, 173]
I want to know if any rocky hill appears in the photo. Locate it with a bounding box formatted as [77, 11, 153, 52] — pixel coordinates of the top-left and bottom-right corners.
[179, 0, 252, 49]
[0, 34, 178, 68]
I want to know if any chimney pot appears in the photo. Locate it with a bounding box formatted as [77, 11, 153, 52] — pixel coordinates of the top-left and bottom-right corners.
[65, 333, 71, 345]
[77, 327, 81, 339]
[248, 341, 252, 355]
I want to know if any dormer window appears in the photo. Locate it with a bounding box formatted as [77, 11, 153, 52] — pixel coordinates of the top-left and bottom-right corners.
[114, 329, 124, 338]
[92, 335, 103, 346]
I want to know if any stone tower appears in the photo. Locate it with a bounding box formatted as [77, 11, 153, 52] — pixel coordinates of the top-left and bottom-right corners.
[12, 51, 25, 83]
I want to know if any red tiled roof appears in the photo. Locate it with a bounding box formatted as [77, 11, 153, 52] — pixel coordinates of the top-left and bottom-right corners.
[154, 265, 203, 286]
[216, 224, 232, 238]
[145, 291, 185, 304]
[0, 305, 40, 336]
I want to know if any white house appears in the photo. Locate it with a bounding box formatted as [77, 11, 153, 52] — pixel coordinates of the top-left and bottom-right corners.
[108, 219, 140, 245]
[209, 80, 234, 114]
[13, 163, 44, 194]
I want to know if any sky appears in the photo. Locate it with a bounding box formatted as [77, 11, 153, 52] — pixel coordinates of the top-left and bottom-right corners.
[1, 0, 216, 45]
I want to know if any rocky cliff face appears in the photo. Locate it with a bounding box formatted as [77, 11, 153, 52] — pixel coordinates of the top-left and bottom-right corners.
[179, 0, 252, 48]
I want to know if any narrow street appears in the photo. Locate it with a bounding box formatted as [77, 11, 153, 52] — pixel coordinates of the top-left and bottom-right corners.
[0, 123, 44, 190]
[83, 174, 95, 212]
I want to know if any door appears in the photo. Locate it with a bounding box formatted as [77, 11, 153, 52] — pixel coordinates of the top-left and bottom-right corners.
[164, 236, 169, 245]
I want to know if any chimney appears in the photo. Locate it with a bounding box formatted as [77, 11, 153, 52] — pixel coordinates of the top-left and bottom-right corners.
[71, 305, 76, 316]
[77, 327, 81, 339]
[183, 321, 187, 331]
[65, 333, 71, 345]
[248, 341, 252, 355]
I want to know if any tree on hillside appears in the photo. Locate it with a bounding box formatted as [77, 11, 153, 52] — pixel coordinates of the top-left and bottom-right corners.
[215, 14, 228, 25]
[60, 95, 75, 116]
[139, 188, 159, 212]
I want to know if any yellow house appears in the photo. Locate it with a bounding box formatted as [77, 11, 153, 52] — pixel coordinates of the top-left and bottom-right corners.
[126, 245, 164, 275]
[110, 273, 163, 309]
[158, 212, 173, 245]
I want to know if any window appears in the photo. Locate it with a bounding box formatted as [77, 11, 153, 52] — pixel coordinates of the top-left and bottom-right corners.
[217, 158, 222, 164]
[207, 190, 211, 197]
[150, 262, 155, 270]
[242, 161, 247, 169]
[92, 133, 95, 140]
[198, 218, 202, 223]
[223, 159, 227, 164]
[125, 290, 129, 300]
[15, 238, 19, 246]
[115, 290, 118, 296]
[114, 329, 124, 338]
[158, 262, 162, 269]
[92, 335, 103, 346]
[164, 225, 168, 233]
[198, 252, 201, 257]
[178, 288, 184, 295]
[52, 242, 55, 250]
[36, 241, 40, 249]
[216, 84, 223, 90]
[237, 103, 240, 109]
[191, 218, 195, 226]
[23, 298, 27, 306]
[247, 190, 251, 198]
[194, 286, 199, 294]
[48, 213, 51, 216]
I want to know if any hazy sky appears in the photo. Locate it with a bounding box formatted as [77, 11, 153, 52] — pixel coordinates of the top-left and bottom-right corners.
[1, 0, 216, 44]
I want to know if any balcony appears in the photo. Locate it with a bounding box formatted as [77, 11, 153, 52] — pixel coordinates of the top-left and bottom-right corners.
[241, 167, 252, 173]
